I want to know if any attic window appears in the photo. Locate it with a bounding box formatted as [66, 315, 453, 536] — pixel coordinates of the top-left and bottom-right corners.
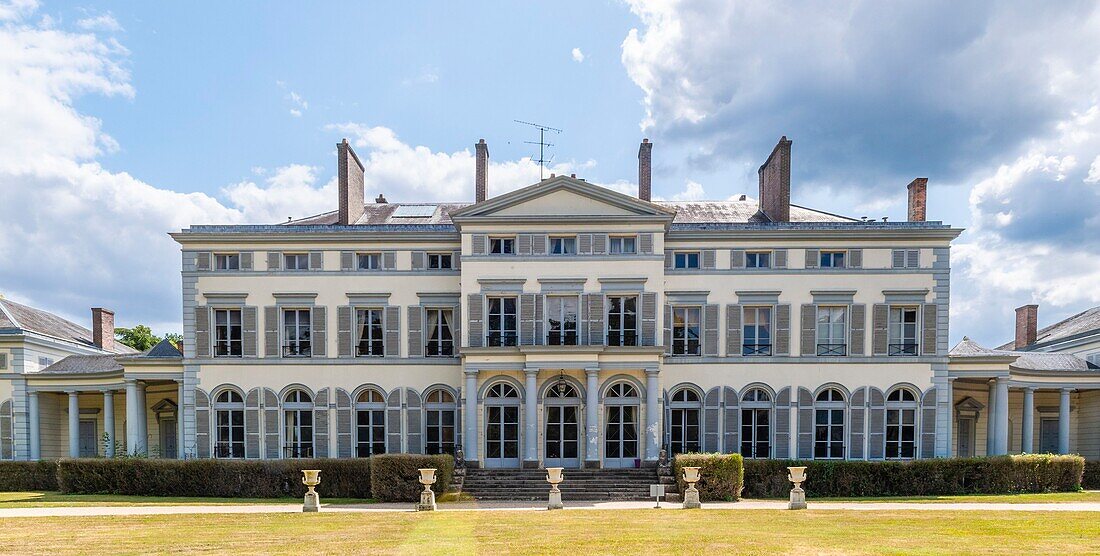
[391, 205, 436, 218]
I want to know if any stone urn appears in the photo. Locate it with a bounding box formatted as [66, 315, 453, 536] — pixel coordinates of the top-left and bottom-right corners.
[787, 466, 807, 510]
[301, 469, 321, 513]
[546, 467, 565, 510]
[681, 466, 701, 509]
[417, 468, 438, 512]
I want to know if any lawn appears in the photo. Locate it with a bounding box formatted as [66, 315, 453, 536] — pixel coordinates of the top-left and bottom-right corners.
[0, 491, 374, 508]
[0, 509, 1097, 555]
[803, 491, 1100, 504]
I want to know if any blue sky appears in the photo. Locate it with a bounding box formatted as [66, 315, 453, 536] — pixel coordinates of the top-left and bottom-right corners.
[1, 0, 1099, 347]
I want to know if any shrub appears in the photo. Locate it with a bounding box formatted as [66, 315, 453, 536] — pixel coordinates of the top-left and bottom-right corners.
[1084, 460, 1100, 490]
[369, 454, 454, 502]
[673, 453, 744, 502]
[0, 460, 59, 491]
[742, 454, 1084, 498]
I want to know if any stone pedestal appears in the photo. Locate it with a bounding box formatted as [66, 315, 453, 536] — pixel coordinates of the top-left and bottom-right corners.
[303, 491, 320, 513]
[417, 488, 437, 512]
[682, 485, 701, 509]
[548, 489, 563, 510]
[788, 486, 806, 510]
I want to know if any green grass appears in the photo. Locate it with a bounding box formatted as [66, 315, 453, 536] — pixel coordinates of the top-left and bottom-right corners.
[787, 491, 1100, 504]
[0, 491, 375, 508]
[0, 509, 1096, 555]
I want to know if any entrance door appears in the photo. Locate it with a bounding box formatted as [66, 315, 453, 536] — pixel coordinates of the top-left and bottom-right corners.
[78, 420, 98, 457]
[604, 405, 639, 468]
[670, 407, 701, 455]
[956, 417, 974, 457]
[1040, 418, 1059, 453]
[485, 405, 520, 468]
[545, 405, 580, 468]
[160, 418, 178, 459]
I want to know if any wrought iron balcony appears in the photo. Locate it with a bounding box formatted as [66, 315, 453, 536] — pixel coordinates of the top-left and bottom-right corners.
[888, 343, 919, 356]
[284, 445, 314, 459]
[425, 341, 455, 357]
[356, 343, 385, 357]
[606, 331, 638, 347]
[546, 331, 579, 346]
[742, 343, 773, 356]
[486, 332, 519, 347]
[282, 343, 311, 357]
[816, 343, 847, 356]
[672, 340, 701, 356]
[214, 442, 244, 459]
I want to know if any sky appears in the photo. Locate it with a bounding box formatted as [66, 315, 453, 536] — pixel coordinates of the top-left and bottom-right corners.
[1, 0, 1099, 347]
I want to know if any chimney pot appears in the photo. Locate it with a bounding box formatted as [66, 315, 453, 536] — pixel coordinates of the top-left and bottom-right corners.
[338, 138, 365, 225]
[475, 139, 489, 203]
[638, 138, 653, 201]
[375, 194, 387, 204]
[1015, 304, 1039, 349]
[907, 178, 928, 222]
[91, 308, 115, 352]
[757, 136, 792, 222]
[570, 173, 576, 178]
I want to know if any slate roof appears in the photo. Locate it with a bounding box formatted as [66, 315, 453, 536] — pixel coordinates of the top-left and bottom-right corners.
[0, 298, 137, 354]
[950, 337, 1098, 372]
[996, 306, 1100, 351]
[39, 354, 123, 375]
[144, 338, 184, 358]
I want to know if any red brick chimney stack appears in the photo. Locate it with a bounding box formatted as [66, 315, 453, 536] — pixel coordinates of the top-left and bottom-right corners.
[907, 178, 928, 222]
[91, 308, 115, 352]
[475, 139, 489, 203]
[638, 138, 652, 201]
[1014, 304, 1038, 350]
[337, 138, 365, 225]
[758, 136, 792, 222]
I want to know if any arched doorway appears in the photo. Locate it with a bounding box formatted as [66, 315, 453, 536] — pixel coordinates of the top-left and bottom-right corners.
[483, 382, 521, 468]
[544, 379, 581, 468]
[604, 381, 640, 468]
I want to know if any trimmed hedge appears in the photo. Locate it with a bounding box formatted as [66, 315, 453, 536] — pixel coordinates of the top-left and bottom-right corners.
[673, 453, 744, 502]
[0, 460, 59, 491]
[743, 454, 1084, 498]
[369, 454, 454, 502]
[1084, 460, 1100, 490]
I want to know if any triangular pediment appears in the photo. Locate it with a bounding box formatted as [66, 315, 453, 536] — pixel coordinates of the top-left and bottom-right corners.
[449, 176, 676, 220]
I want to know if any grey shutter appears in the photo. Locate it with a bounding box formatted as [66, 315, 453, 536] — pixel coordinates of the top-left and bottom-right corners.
[702, 249, 716, 269]
[849, 304, 866, 356]
[194, 306, 211, 358]
[311, 306, 327, 357]
[1, 400, 12, 460]
[703, 387, 720, 452]
[849, 387, 866, 460]
[467, 294, 484, 348]
[641, 292, 657, 346]
[534, 294, 544, 346]
[520, 294, 536, 345]
[340, 251, 354, 271]
[267, 251, 281, 271]
[408, 306, 423, 356]
[723, 387, 739, 453]
[726, 304, 742, 357]
[593, 234, 608, 255]
[471, 234, 486, 255]
[663, 304, 672, 354]
[663, 392, 671, 452]
[245, 388, 261, 458]
[314, 388, 329, 458]
[0, 354, 6, 370]
[774, 387, 791, 459]
[868, 387, 886, 460]
[452, 250, 461, 269]
[386, 388, 403, 453]
[242, 306, 258, 357]
[774, 249, 788, 268]
[384, 306, 400, 357]
[730, 249, 745, 269]
[336, 388, 353, 458]
[892, 249, 905, 268]
[664, 251, 673, 269]
[906, 249, 920, 268]
[703, 304, 719, 356]
[797, 387, 814, 459]
[578, 293, 589, 345]
[195, 389, 210, 458]
[406, 389, 423, 454]
[196, 252, 212, 271]
[337, 306, 352, 357]
[639, 233, 654, 254]
[804, 249, 819, 269]
[921, 388, 937, 458]
[531, 234, 547, 255]
[775, 304, 791, 356]
[240, 251, 253, 271]
[578, 234, 593, 255]
[848, 249, 863, 269]
[922, 304, 937, 355]
[264, 306, 279, 357]
[411, 251, 426, 270]
[800, 304, 816, 356]
[588, 294, 605, 346]
[263, 388, 279, 458]
[872, 304, 889, 356]
[451, 303, 462, 351]
[517, 234, 532, 255]
[309, 251, 323, 271]
[382, 251, 396, 270]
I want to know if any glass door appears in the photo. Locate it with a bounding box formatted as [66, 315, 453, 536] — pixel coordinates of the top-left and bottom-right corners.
[485, 405, 520, 468]
[544, 405, 580, 468]
[604, 405, 639, 468]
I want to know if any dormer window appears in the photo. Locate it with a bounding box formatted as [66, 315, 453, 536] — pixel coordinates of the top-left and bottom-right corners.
[215, 253, 240, 271]
[550, 236, 576, 255]
[427, 253, 453, 269]
[820, 251, 846, 268]
[746, 251, 771, 269]
[609, 236, 636, 254]
[284, 253, 309, 271]
[674, 251, 700, 269]
[357, 253, 382, 270]
[490, 237, 515, 255]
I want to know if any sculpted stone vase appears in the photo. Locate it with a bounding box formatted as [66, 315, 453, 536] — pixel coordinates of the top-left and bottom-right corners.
[301, 469, 321, 513]
[681, 466, 701, 509]
[787, 466, 807, 510]
[546, 467, 565, 510]
[417, 468, 438, 512]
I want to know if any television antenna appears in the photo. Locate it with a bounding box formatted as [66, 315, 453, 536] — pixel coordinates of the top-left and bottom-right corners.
[514, 120, 562, 180]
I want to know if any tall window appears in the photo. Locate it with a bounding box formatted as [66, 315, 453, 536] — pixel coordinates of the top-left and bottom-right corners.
[820, 251, 846, 268]
[215, 253, 240, 271]
[674, 251, 700, 269]
[356, 308, 384, 357]
[425, 389, 457, 455]
[889, 307, 919, 356]
[283, 390, 314, 458]
[213, 308, 242, 357]
[283, 308, 312, 357]
[740, 388, 771, 458]
[669, 389, 701, 455]
[816, 306, 847, 356]
[609, 236, 636, 254]
[886, 389, 918, 459]
[427, 253, 452, 269]
[487, 297, 518, 346]
[745, 251, 771, 268]
[546, 296, 579, 345]
[355, 389, 386, 457]
[607, 296, 638, 346]
[357, 253, 382, 270]
[425, 308, 455, 356]
[742, 306, 772, 356]
[284, 253, 309, 270]
[672, 306, 701, 355]
[814, 388, 846, 459]
[489, 237, 515, 255]
[214, 390, 244, 458]
[550, 236, 577, 255]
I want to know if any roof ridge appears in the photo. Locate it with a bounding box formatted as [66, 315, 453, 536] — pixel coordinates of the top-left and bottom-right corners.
[0, 299, 20, 329]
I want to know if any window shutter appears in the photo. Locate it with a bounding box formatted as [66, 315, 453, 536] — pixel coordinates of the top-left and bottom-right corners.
[578, 234, 593, 255]
[849, 387, 866, 460]
[804, 249, 819, 269]
[868, 388, 886, 460]
[196, 252, 211, 271]
[386, 388, 403, 453]
[641, 292, 657, 346]
[450, 303, 462, 352]
[703, 387, 720, 452]
[799, 304, 816, 356]
[263, 388, 279, 458]
[702, 249, 716, 269]
[309, 251, 323, 271]
[663, 393, 671, 454]
[906, 249, 920, 268]
[520, 294, 536, 345]
[0, 354, 7, 371]
[797, 387, 814, 459]
[406, 389, 423, 454]
[337, 306, 352, 357]
[411, 251, 426, 270]
[407, 306, 423, 356]
[314, 388, 329, 458]
[730, 249, 745, 269]
[341, 251, 354, 271]
[639, 233, 654, 254]
[467, 294, 484, 348]
[922, 304, 938, 355]
[452, 250, 461, 269]
[774, 249, 788, 269]
[587, 294, 605, 346]
[663, 304, 672, 354]
[471, 234, 486, 255]
[245, 388, 261, 458]
[517, 234, 532, 255]
[336, 388, 352, 458]
[267, 252, 281, 271]
[872, 304, 889, 356]
[242, 306, 258, 357]
[578, 293, 589, 345]
[892, 249, 905, 268]
[264, 306, 279, 357]
[664, 251, 673, 269]
[775, 304, 791, 355]
[722, 387, 739, 454]
[726, 304, 742, 357]
[531, 234, 547, 255]
[240, 252, 253, 271]
[704, 304, 719, 356]
[195, 389, 210, 458]
[384, 306, 400, 357]
[593, 234, 608, 255]
[194, 306, 211, 358]
[311, 307, 327, 357]
[382, 251, 396, 270]
[848, 249, 863, 268]
[533, 294, 544, 345]
[920, 388, 937, 458]
[849, 304, 866, 356]
[774, 387, 791, 459]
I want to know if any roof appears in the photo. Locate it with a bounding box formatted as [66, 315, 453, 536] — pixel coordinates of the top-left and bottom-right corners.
[950, 337, 1097, 372]
[143, 338, 184, 358]
[39, 354, 123, 375]
[0, 298, 137, 354]
[996, 306, 1100, 350]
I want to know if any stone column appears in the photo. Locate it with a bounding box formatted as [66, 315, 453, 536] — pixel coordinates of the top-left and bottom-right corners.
[523, 368, 539, 467]
[103, 390, 115, 458]
[136, 381, 148, 455]
[1021, 387, 1034, 454]
[1059, 388, 1072, 454]
[125, 380, 138, 455]
[942, 377, 955, 458]
[28, 391, 40, 460]
[177, 380, 185, 459]
[585, 368, 600, 468]
[994, 377, 1009, 455]
[645, 368, 660, 461]
[68, 391, 80, 458]
[463, 369, 479, 465]
[985, 379, 996, 456]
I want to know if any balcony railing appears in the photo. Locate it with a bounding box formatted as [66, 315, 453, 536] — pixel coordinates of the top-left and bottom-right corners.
[356, 344, 384, 357]
[283, 343, 311, 357]
[742, 343, 772, 356]
[606, 331, 638, 347]
[546, 331, 578, 346]
[672, 340, 701, 356]
[425, 341, 455, 357]
[355, 445, 385, 458]
[213, 342, 242, 357]
[486, 332, 519, 347]
[888, 343, 919, 356]
[816, 343, 847, 356]
[214, 442, 244, 458]
[284, 445, 314, 459]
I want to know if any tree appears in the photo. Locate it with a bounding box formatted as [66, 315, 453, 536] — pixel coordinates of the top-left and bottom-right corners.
[114, 325, 161, 351]
[163, 332, 183, 348]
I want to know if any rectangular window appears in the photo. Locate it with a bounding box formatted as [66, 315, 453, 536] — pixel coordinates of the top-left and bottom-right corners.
[489, 237, 515, 255]
[546, 296, 579, 345]
[487, 297, 518, 346]
[674, 251, 700, 269]
[888, 307, 919, 356]
[820, 251, 846, 268]
[283, 308, 312, 357]
[745, 251, 771, 268]
[213, 308, 243, 357]
[284, 253, 309, 271]
[355, 308, 384, 357]
[357, 253, 382, 270]
[886, 408, 917, 459]
[815, 306, 847, 356]
[814, 408, 845, 459]
[672, 306, 701, 355]
[355, 409, 386, 457]
[425, 308, 455, 356]
[742, 306, 772, 356]
[215, 253, 240, 271]
[38, 356, 53, 368]
[606, 296, 638, 347]
[609, 236, 636, 254]
[549, 236, 577, 255]
[740, 408, 770, 459]
[215, 409, 245, 458]
[427, 253, 453, 269]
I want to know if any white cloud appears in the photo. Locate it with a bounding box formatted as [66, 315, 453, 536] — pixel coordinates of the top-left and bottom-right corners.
[222, 165, 334, 224]
[0, 0, 37, 22]
[276, 81, 308, 117]
[571, 47, 585, 63]
[655, 179, 706, 201]
[76, 13, 121, 32]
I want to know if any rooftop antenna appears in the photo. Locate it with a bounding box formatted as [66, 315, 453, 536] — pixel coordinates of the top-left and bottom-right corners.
[514, 119, 562, 180]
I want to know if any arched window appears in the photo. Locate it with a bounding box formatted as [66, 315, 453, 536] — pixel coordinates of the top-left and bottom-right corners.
[886, 388, 918, 459]
[213, 390, 244, 458]
[283, 390, 314, 458]
[546, 383, 579, 398]
[604, 382, 640, 468]
[814, 388, 846, 459]
[669, 388, 702, 455]
[424, 389, 457, 455]
[484, 382, 521, 467]
[606, 382, 639, 398]
[355, 389, 386, 457]
[740, 388, 772, 459]
[486, 383, 519, 399]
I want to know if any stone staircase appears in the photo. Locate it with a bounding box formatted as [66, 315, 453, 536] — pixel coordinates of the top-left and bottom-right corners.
[462, 468, 659, 501]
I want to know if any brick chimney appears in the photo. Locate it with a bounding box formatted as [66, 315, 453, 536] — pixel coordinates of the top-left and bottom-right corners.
[475, 139, 489, 203]
[337, 138, 365, 225]
[758, 136, 792, 222]
[91, 308, 115, 352]
[638, 138, 652, 201]
[1015, 304, 1038, 349]
[907, 178, 928, 222]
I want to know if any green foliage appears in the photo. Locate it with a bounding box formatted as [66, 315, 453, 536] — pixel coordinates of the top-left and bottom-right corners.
[673, 453, 744, 501]
[1082, 460, 1100, 490]
[368, 454, 455, 502]
[742, 454, 1085, 498]
[0, 461, 59, 491]
[114, 325, 160, 351]
[163, 332, 183, 346]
